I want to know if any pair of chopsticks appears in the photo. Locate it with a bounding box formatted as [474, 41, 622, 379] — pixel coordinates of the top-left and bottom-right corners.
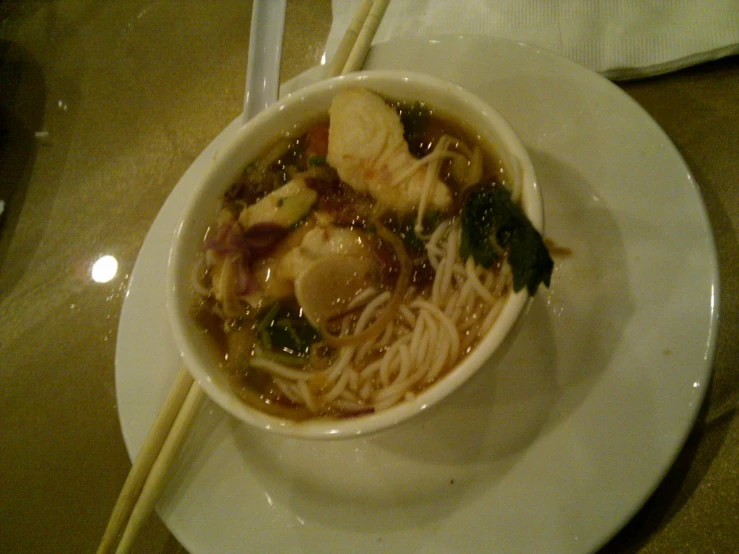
[326, 0, 390, 76]
[97, 1, 390, 553]
[97, 367, 203, 553]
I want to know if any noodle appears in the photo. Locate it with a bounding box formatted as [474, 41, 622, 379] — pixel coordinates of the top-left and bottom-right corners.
[275, 220, 506, 414]
[399, 304, 417, 327]
[481, 297, 505, 334]
[347, 369, 360, 391]
[321, 367, 351, 403]
[414, 136, 455, 236]
[250, 358, 314, 380]
[359, 358, 383, 380]
[465, 256, 496, 304]
[377, 320, 395, 348]
[273, 377, 302, 403]
[322, 350, 350, 385]
[297, 380, 318, 413]
[412, 299, 460, 364]
[396, 344, 411, 385]
[346, 286, 379, 310]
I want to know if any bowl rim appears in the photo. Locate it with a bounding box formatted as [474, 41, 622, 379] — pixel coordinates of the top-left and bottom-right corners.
[165, 69, 542, 439]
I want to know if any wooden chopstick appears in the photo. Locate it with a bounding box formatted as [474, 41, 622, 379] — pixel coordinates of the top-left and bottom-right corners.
[340, 0, 390, 75]
[325, 0, 374, 77]
[326, 0, 390, 77]
[98, 2, 390, 552]
[114, 381, 205, 553]
[96, 366, 195, 554]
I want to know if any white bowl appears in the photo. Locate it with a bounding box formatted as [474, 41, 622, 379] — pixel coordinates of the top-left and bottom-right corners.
[166, 70, 543, 439]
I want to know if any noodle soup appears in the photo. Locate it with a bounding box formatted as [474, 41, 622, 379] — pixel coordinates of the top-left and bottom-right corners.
[189, 86, 552, 421]
[167, 71, 548, 438]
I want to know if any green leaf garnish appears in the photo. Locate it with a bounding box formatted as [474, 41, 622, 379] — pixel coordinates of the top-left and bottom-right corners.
[255, 302, 319, 365]
[460, 183, 553, 295]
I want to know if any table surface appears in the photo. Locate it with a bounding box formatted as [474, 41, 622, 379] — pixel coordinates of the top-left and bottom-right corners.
[1, 1, 737, 553]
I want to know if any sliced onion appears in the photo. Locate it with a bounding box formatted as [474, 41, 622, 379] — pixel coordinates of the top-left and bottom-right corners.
[206, 221, 249, 255]
[243, 222, 289, 255]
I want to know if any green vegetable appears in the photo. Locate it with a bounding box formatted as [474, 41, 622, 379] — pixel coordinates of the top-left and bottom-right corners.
[459, 182, 553, 295]
[256, 302, 320, 366]
[394, 212, 442, 254]
[399, 102, 430, 158]
[397, 219, 424, 253]
[308, 155, 326, 167]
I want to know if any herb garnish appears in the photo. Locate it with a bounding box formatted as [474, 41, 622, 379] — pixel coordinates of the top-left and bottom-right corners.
[459, 182, 553, 295]
[256, 302, 320, 366]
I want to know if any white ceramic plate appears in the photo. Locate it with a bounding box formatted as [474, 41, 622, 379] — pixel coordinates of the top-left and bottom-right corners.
[116, 36, 718, 554]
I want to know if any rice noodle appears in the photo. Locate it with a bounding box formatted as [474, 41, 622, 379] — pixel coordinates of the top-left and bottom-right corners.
[347, 286, 379, 310]
[297, 380, 318, 413]
[356, 335, 378, 362]
[377, 320, 395, 348]
[414, 136, 455, 236]
[331, 399, 372, 413]
[481, 297, 506, 334]
[323, 346, 355, 384]
[347, 370, 359, 391]
[250, 358, 314, 381]
[444, 288, 461, 319]
[239, 218, 512, 416]
[465, 256, 496, 304]
[395, 344, 411, 385]
[399, 305, 417, 327]
[359, 358, 383, 380]
[409, 311, 426, 362]
[321, 367, 351, 403]
[420, 311, 438, 369]
[273, 377, 301, 403]
[412, 299, 460, 364]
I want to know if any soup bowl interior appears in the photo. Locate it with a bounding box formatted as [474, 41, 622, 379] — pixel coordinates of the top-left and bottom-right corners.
[166, 70, 542, 439]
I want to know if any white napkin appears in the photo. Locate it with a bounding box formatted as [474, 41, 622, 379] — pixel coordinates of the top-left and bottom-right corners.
[327, 0, 739, 79]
